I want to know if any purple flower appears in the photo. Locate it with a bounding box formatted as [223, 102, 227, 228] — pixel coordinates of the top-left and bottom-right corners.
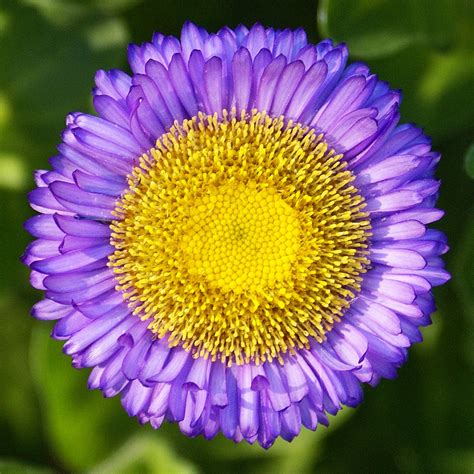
[23, 22, 450, 448]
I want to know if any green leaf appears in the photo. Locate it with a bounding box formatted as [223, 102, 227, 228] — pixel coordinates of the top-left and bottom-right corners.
[30, 324, 135, 472]
[452, 210, 474, 367]
[464, 144, 474, 179]
[318, 0, 419, 58]
[0, 2, 129, 173]
[0, 293, 43, 460]
[0, 459, 53, 474]
[87, 434, 198, 474]
[437, 449, 474, 474]
[318, 0, 474, 140]
[0, 153, 28, 191]
[372, 47, 474, 140]
[264, 408, 354, 474]
[318, 0, 473, 59]
[21, 0, 143, 26]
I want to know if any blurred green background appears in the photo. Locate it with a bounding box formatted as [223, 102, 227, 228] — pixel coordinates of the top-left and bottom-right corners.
[1, 0, 473, 472]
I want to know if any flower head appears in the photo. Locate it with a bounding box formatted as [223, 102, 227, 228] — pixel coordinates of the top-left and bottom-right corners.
[24, 22, 449, 448]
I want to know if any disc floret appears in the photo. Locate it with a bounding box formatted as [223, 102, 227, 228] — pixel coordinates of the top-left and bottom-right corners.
[109, 110, 370, 365]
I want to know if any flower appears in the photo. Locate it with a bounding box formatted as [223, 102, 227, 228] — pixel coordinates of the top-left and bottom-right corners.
[23, 22, 450, 448]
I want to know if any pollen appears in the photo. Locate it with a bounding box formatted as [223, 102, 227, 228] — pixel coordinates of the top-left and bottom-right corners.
[181, 182, 300, 293]
[109, 110, 371, 365]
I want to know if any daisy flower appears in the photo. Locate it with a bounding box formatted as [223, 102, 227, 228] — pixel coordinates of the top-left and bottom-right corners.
[23, 22, 450, 448]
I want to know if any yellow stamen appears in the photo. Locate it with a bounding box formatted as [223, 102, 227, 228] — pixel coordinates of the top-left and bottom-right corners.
[109, 110, 371, 366]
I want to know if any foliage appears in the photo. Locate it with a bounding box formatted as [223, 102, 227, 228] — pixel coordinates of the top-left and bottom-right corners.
[1, 0, 473, 472]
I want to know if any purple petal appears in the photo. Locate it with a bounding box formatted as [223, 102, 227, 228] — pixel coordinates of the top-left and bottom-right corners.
[122, 329, 153, 380]
[237, 365, 260, 438]
[93, 95, 129, 129]
[140, 341, 171, 384]
[148, 348, 189, 383]
[147, 383, 171, 418]
[63, 304, 130, 355]
[251, 49, 272, 101]
[94, 69, 131, 101]
[75, 291, 124, 318]
[29, 187, 73, 215]
[356, 154, 421, 185]
[286, 60, 328, 120]
[232, 48, 253, 112]
[363, 272, 416, 304]
[53, 310, 91, 338]
[263, 360, 291, 411]
[80, 317, 137, 367]
[168, 360, 192, 422]
[219, 369, 239, 438]
[24, 215, 64, 240]
[31, 298, 73, 320]
[185, 357, 211, 390]
[381, 208, 444, 225]
[187, 50, 207, 111]
[334, 117, 378, 152]
[242, 24, 268, 59]
[59, 235, 108, 253]
[145, 60, 187, 123]
[54, 214, 111, 238]
[313, 76, 367, 130]
[351, 298, 402, 335]
[362, 294, 422, 319]
[180, 21, 208, 62]
[100, 350, 129, 397]
[73, 115, 140, 153]
[30, 270, 46, 290]
[270, 60, 305, 116]
[365, 190, 424, 213]
[371, 220, 426, 241]
[72, 128, 136, 162]
[255, 55, 287, 112]
[122, 380, 152, 417]
[168, 54, 199, 117]
[280, 404, 301, 441]
[46, 275, 116, 305]
[209, 360, 228, 407]
[127, 84, 165, 145]
[31, 244, 112, 274]
[57, 142, 125, 178]
[258, 390, 281, 448]
[203, 56, 224, 114]
[50, 181, 116, 220]
[24, 239, 60, 259]
[43, 268, 113, 292]
[73, 170, 126, 197]
[298, 397, 319, 431]
[327, 330, 363, 367]
[281, 357, 308, 402]
[370, 248, 426, 270]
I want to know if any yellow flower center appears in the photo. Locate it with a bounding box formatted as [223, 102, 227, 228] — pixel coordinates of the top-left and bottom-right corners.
[109, 110, 371, 365]
[181, 182, 300, 293]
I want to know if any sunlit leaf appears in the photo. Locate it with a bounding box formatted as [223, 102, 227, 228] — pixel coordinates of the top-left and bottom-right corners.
[0, 154, 27, 190]
[21, 0, 143, 26]
[437, 449, 474, 473]
[464, 144, 474, 179]
[318, 0, 474, 140]
[30, 325, 135, 471]
[0, 459, 53, 474]
[0, 294, 43, 461]
[318, 0, 473, 59]
[0, 2, 129, 172]
[88, 434, 198, 474]
[452, 210, 474, 367]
